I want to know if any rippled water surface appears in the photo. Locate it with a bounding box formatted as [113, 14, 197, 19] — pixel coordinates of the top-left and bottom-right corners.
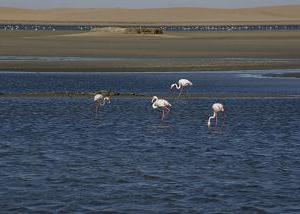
[0, 71, 300, 213]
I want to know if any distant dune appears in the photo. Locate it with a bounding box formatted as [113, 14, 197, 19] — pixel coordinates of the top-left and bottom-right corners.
[0, 5, 300, 25]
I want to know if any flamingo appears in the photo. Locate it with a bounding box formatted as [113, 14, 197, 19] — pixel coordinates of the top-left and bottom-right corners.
[208, 103, 224, 128]
[94, 94, 110, 113]
[170, 79, 193, 97]
[151, 96, 172, 120]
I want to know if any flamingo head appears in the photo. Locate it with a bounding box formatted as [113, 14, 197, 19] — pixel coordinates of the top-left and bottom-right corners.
[151, 96, 158, 103]
[104, 97, 111, 104]
[170, 84, 177, 91]
[208, 120, 211, 128]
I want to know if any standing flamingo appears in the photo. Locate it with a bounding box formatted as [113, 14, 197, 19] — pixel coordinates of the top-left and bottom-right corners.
[151, 96, 172, 120]
[94, 94, 110, 113]
[170, 79, 193, 97]
[208, 103, 225, 128]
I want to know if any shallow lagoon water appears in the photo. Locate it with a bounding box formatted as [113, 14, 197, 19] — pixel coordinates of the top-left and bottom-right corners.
[1, 70, 300, 96]
[0, 71, 300, 213]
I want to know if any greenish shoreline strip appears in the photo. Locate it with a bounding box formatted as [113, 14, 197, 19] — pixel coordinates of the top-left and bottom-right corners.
[0, 57, 300, 72]
[0, 65, 300, 73]
[266, 73, 300, 78]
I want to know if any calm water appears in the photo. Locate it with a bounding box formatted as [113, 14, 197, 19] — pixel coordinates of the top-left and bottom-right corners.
[0, 71, 300, 213]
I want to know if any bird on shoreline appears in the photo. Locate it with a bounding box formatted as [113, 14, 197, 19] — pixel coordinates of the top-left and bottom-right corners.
[170, 79, 193, 97]
[94, 94, 110, 113]
[151, 96, 172, 120]
[208, 103, 225, 128]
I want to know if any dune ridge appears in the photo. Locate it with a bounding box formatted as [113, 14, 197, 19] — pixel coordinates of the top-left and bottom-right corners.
[0, 5, 300, 24]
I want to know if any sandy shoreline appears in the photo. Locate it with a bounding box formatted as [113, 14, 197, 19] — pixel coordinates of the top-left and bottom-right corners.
[1, 60, 300, 72]
[0, 30, 300, 72]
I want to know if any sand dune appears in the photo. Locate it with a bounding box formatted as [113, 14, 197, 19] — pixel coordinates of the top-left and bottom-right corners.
[0, 5, 300, 25]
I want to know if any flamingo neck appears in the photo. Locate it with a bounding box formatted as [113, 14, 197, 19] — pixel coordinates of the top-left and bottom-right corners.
[152, 97, 158, 103]
[152, 102, 158, 109]
[171, 83, 181, 90]
[208, 112, 216, 127]
[101, 98, 109, 106]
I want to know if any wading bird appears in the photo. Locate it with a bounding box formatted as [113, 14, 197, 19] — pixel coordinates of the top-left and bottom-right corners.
[151, 96, 172, 120]
[170, 79, 193, 97]
[94, 94, 110, 113]
[208, 103, 225, 128]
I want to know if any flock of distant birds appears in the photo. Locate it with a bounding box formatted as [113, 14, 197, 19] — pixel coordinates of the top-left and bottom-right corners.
[2, 24, 300, 33]
[94, 78, 225, 128]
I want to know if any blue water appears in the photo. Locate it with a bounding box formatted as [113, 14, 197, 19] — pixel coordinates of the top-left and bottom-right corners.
[1, 70, 300, 96]
[0, 71, 300, 213]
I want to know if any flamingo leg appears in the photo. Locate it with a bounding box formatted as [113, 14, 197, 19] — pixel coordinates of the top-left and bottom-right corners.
[164, 107, 171, 118]
[178, 87, 184, 98]
[95, 101, 100, 113]
[215, 114, 218, 126]
[161, 109, 165, 120]
[222, 112, 226, 127]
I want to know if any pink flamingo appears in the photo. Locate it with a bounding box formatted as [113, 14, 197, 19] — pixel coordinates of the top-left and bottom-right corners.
[208, 103, 225, 128]
[94, 94, 110, 113]
[170, 79, 193, 97]
[151, 96, 172, 120]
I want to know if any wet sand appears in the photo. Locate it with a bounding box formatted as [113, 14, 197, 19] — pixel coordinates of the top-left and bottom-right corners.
[0, 30, 300, 72]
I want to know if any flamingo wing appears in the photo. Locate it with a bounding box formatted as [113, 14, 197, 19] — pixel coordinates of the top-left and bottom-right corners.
[94, 94, 103, 101]
[161, 99, 172, 107]
[179, 79, 192, 87]
[212, 103, 223, 112]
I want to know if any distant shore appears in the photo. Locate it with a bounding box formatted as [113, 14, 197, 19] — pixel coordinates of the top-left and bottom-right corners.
[1, 61, 300, 72]
[0, 30, 300, 72]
